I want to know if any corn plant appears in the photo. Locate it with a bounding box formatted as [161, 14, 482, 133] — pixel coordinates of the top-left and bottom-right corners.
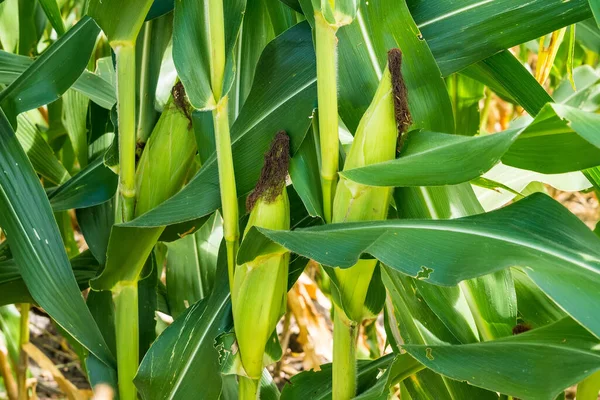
[0, 0, 600, 400]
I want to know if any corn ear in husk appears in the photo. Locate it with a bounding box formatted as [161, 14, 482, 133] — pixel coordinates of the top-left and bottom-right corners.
[232, 131, 291, 380]
[331, 49, 411, 323]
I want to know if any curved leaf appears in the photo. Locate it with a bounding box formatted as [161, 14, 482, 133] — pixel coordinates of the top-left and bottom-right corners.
[0, 17, 101, 121]
[240, 193, 600, 339]
[0, 50, 116, 109]
[404, 318, 600, 400]
[48, 156, 118, 211]
[342, 102, 600, 187]
[0, 109, 114, 366]
[134, 261, 232, 400]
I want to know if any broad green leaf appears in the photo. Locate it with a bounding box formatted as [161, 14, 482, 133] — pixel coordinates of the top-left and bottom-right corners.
[125, 22, 316, 228]
[0, 50, 116, 109]
[0, 252, 100, 306]
[342, 102, 600, 187]
[395, 183, 516, 343]
[38, 0, 65, 35]
[341, 129, 519, 187]
[18, 0, 37, 56]
[463, 50, 552, 117]
[411, 0, 592, 76]
[90, 225, 163, 290]
[173, 0, 245, 109]
[0, 17, 101, 121]
[146, 0, 175, 20]
[404, 318, 600, 400]
[0, 109, 114, 366]
[164, 213, 222, 318]
[502, 103, 600, 173]
[240, 193, 600, 339]
[15, 112, 70, 185]
[87, 0, 154, 43]
[280, 0, 301, 13]
[139, 254, 158, 360]
[383, 269, 507, 400]
[134, 259, 232, 400]
[48, 155, 117, 211]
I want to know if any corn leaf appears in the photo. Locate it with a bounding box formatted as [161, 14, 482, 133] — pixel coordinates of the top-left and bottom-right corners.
[15, 113, 70, 185]
[134, 257, 233, 399]
[404, 318, 600, 400]
[38, 0, 65, 35]
[0, 109, 114, 366]
[0, 50, 116, 109]
[0, 17, 100, 122]
[341, 103, 600, 187]
[463, 50, 553, 117]
[240, 193, 600, 339]
[48, 155, 118, 211]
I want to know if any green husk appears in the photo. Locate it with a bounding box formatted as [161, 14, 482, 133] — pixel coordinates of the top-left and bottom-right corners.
[232, 132, 291, 393]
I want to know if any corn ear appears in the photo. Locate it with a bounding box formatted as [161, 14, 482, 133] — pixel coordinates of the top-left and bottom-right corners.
[332, 49, 410, 322]
[135, 81, 196, 217]
[232, 132, 291, 380]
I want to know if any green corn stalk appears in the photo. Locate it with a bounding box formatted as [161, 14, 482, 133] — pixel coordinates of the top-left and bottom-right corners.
[205, 0, 240, 294]
[330, 49, 411, 399]
[232, 132, 291, 400]
[313, 0, 359, 223]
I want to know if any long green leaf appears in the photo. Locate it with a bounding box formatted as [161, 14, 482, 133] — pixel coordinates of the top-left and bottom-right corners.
[0, 17, 101, 121]
[15, 112, 70, 185]
[48, 155, 118, 211]
[38, 0, 65, 35]
[404, 318, 600, 400]
[0, 50, 116, 109]
[0, 109, 114, 366]
[341, 103, 600, 187]
[411, 0, 592, 76]
[240, 193, 600, 339]
[134, 257, 232, 399]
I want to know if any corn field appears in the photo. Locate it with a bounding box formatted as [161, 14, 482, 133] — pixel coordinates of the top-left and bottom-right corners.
[1, 0, 600, 399]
